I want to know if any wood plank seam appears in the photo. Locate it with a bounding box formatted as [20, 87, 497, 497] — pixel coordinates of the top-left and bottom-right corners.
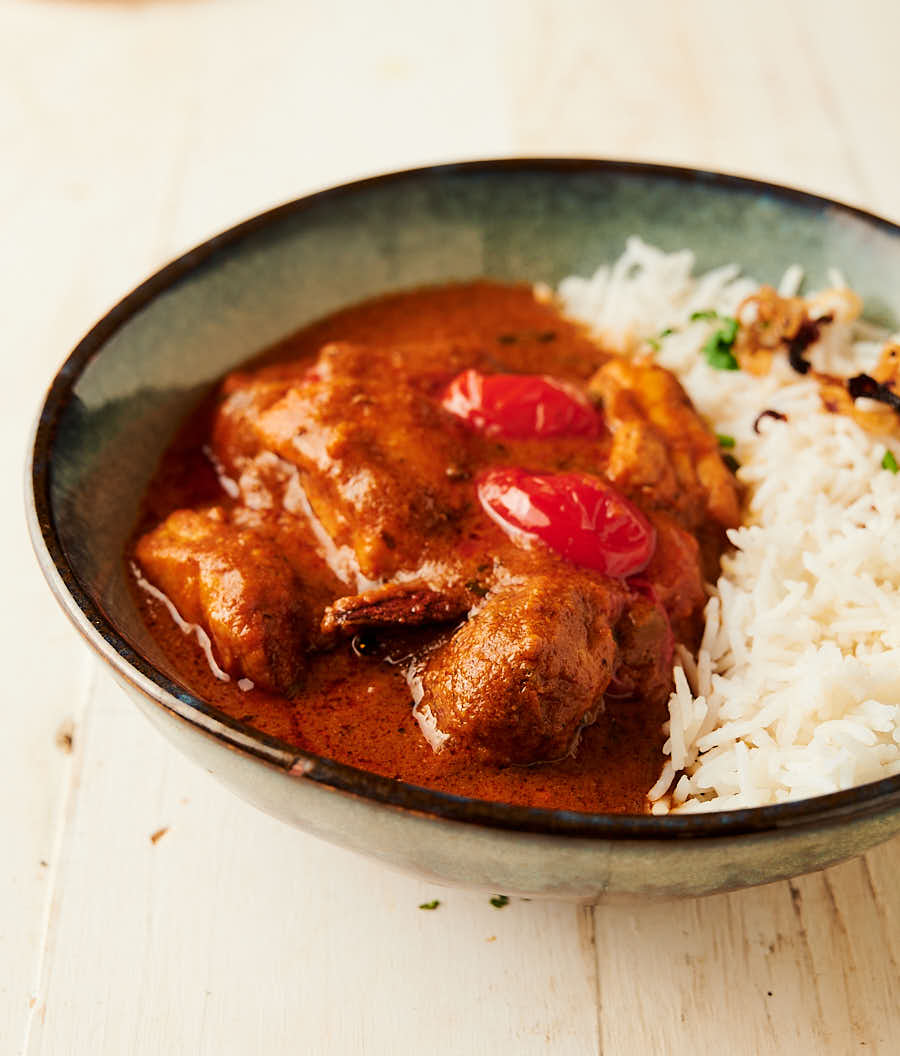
[20, 660, 97, 1056]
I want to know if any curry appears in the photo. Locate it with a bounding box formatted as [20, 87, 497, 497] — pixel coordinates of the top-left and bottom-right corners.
[132, 282, 739, 814]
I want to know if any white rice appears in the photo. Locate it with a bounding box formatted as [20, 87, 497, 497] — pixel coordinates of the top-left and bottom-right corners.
[558, 237, 900, 812]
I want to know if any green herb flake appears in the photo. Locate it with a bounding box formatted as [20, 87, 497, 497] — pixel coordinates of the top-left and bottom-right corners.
[704, 339, 739, 371]
[659, 327, 675, 338]
[716, 434, 736, 449]
[418, 900, 441, 910]
[646, 337, 661, 352]
[882, 450, 899, 473]
[702, 315, 740, 371]
[489, 894, 510, 909]
[690, 309, 719, 322]
[722, 453, 740, 474]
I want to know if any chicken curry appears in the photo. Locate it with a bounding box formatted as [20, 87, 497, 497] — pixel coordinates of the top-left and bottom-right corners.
[132, 282, 739, 814]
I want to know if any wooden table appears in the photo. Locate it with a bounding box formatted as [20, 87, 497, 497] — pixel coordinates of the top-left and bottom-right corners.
[5, 1, 899, 1051]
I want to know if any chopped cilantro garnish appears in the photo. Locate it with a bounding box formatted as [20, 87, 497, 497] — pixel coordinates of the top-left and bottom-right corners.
[704, 341, 739, 371]
[646, 337, 661, 352]
[882, 450, 899, 473]
[716, 434, 736, 449]
[690, 309, 719, 321]
[722, 453, 740, 474]
[702, 315, 739, 371]
[419, 900, 440, 910]
[660, 327, 675, 337]
[489, 895, 510, 909]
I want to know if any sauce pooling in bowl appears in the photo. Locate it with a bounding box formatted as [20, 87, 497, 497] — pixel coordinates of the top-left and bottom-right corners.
[132, 281, 736, 814]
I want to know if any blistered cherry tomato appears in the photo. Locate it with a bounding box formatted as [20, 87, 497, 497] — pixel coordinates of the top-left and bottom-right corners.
[477, 467, 656, 577]
[441, 369, 601, 438]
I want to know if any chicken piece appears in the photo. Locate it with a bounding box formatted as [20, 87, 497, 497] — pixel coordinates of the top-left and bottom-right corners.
[603, 516, 704, 702]
[409, 575, 624, 765]
[219, 342, 474, 581]
[228, 502, 350, 610]
[604, 593, 674, 705]
[135, 508, 312, 695]
[640, 512, 708, 647]
[211, 363, 309, 478]
[589, 358, 741, 529]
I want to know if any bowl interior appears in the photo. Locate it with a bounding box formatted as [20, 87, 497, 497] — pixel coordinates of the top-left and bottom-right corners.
[38, 159, 900, 826]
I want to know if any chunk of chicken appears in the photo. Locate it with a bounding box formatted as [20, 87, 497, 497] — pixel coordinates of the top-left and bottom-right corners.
[216, 342, 474, 581]
[135, 508, 311, 694]
[589, 358, 741, 529]
[640, 512, 708, 647]
[211, 363, 309, 477]
[604, 593, 673, 705]
[409, 575, 624, 765]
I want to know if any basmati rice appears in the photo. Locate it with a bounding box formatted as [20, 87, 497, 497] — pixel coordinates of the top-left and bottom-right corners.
[558, 238, 900, 812]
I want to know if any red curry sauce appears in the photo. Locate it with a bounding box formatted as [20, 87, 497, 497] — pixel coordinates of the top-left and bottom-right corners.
[134, 282, 728, 814]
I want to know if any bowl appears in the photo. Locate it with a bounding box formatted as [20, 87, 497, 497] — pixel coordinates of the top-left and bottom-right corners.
[28, 159, 900, 901]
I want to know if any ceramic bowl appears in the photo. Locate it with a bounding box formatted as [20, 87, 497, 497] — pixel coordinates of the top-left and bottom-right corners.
[28, 159, 900, 901]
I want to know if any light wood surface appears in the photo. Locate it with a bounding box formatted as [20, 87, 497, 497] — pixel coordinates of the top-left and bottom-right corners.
[5, 1, 900, 1052]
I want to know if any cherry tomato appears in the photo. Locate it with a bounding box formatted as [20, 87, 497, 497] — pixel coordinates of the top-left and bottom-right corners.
[441, 369, 601, 438]
[477, 468, 656, 577]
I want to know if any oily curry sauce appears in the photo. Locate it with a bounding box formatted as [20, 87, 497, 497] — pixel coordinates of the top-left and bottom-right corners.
[134, 282, 734, 814]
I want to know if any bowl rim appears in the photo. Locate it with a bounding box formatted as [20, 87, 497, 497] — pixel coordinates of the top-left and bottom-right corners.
[28, 156, 900, 841]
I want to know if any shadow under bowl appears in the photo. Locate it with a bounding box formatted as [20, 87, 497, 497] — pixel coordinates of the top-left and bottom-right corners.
[28, 159, 900, 901]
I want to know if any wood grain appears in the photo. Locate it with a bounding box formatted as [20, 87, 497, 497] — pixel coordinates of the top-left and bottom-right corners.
[4, 0, 900, 1052]
[27, 678, 600, 1055]
[593, 841, 900, 1055]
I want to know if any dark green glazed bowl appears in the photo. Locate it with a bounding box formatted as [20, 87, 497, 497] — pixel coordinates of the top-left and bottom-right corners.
[28, 160, 900, 900]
